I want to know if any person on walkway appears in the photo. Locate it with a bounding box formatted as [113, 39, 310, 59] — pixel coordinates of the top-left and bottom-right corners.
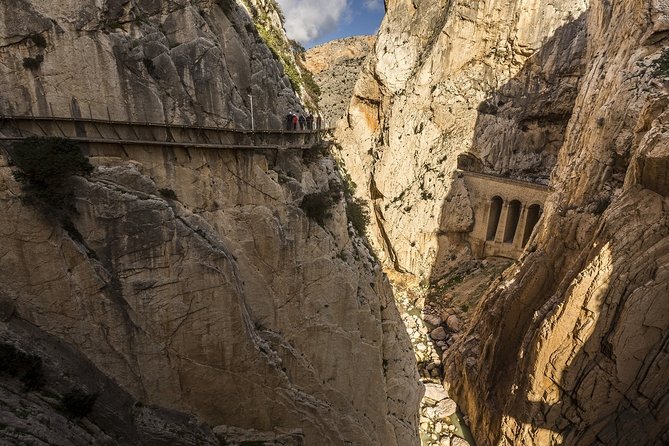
[299, 114, 306, 130]
[306, 114, 313, 130]
[286, 113, 293, 131]
[292, 113, 298, 130]
[316, 115, 322, 130]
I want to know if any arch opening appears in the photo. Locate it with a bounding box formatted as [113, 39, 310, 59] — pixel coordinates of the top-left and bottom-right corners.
[503, 200, 522, 243]
[522, 204, 542, 247]
[486, 196, 504, 241]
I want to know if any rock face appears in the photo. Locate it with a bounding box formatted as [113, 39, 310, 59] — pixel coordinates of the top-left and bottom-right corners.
[305, 36, 376, 126]
[0, 1, 422, 444]
[0, 0, 302, 128]
[445, 3, 669, 444]
[338, 0, 669, 445]
[336, 0, 588, 278]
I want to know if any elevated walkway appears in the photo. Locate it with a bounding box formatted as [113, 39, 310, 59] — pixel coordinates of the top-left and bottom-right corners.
[0, 115, 331, 150]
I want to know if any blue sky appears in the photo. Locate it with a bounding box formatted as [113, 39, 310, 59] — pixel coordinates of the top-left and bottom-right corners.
[276, 0, 385, 48]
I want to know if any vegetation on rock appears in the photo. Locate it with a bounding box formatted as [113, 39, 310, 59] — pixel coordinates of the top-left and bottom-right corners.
[652, 48, 669, 76]
[300, 190, 334, 226]
[9, 137, 93, 214]
[0, 343, 44, 391]
[60, 388, 98, 418]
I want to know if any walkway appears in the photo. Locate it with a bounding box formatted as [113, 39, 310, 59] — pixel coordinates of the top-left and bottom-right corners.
[0, 115, 331, 150]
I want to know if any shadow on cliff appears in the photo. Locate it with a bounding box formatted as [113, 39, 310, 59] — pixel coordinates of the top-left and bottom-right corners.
[433, 5, 669, 445]
[427, 10, 599, 445]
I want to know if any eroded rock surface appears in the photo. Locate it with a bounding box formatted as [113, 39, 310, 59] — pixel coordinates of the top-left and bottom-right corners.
[0, 0, 301, 128]
[0, 1, 422, 444]
[336, 0, 588, 278]
[305, 36, 376, 126]
[337, 0, 669, 444]
[446, 2, 669, 444]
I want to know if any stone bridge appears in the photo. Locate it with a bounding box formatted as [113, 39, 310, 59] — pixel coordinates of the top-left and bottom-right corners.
[460, 170, 550, 260]
[0, 116, 329, 150]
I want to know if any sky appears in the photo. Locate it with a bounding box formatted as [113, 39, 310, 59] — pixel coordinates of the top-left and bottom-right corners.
[276, 0, 385, 48]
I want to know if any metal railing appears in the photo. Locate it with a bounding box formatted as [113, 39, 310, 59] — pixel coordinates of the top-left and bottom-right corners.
[0, 115, 333, 150]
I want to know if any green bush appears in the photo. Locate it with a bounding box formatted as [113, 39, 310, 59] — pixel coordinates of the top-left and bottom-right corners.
[60, 388, 98, 418]
[22, 54, 43, 70]
[9, 137, 93, 214]
[0, 343, 44, 391]
[652, 48, 669, 77]
[159, 188, 178, 200]
[29, 34, 47, 48]
[301, 191, 334, 226]
[346, 198, 370, 235]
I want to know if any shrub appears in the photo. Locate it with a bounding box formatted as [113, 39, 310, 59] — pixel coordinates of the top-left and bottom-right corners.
[22, 54, 43, 70]
[346, 198, 370, 235]
[652, 48, 669, 77]
[300, 191, 334, 226]
[593, 196, 611, 215]
[143, 57, 156, 76]
[0, 343, 44, 391]
[60, 388, 98, 418]
[158, 188, 177, 200]
[9, 137, 93, 214]
[28, 34, 47, 48]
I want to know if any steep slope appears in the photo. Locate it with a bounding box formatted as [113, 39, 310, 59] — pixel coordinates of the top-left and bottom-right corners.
[337, 0, 669, 445]
[337, 0, 588, 278]
[0, 1, 422, 444]
[446, 2, 669, 444]
[305, 36, 376, 126]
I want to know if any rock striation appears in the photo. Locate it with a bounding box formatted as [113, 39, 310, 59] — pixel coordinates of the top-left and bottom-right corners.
[0, 1, 422, 444]
[445, 2, 669, 444]
[0, 0, 302, 128]
[305, 36, 376, 126]
[336, 0, 588, 279]
[337, 0, 669, 444]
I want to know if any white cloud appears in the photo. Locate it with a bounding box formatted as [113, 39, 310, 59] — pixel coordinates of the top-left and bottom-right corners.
[276, 0, 349, 43]
[363, 0, 383, 11]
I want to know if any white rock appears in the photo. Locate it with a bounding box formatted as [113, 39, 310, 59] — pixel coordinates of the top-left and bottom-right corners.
[424, 383, 449, 402]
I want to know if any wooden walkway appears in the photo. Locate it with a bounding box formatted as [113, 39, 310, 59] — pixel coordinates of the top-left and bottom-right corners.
[0, 116, 331, 150]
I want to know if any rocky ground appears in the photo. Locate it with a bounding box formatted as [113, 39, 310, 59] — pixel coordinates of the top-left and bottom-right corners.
[391, 257, 511, 446]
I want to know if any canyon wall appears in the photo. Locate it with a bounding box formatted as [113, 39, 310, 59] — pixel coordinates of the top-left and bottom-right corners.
[0, 1, 422, 444]
[338, 0, 669, 444]
[305, 36, 376, 127]
[336, 0, 588, 278]
[446, 2, 669, 444]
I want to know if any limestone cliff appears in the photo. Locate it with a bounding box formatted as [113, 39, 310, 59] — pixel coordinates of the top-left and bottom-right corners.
[0, 0, 301, 127]
[305, 36, 376, 126]
[0, 1, 422, 444]
[337, 0, 588, 278]
[446, 2, 669, 444]
[337, 0, 669, 444]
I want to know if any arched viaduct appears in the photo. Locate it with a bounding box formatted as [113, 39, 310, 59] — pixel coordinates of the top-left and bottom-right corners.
[460, 170, 550, 260]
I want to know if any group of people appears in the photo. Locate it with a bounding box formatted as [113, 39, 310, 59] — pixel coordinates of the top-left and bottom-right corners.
[286, 112, 322, 131]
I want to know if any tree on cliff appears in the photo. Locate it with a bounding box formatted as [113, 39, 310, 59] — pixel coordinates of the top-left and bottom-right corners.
[9, 136, 93, 215]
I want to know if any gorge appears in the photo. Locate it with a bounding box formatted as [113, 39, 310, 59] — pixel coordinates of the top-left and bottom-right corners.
[1, 0, 668, 445]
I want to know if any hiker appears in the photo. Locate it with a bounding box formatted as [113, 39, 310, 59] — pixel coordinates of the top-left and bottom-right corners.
[292, 113, 298, 130]
[306, 114, 313, 130]
[285, 113, 293, 131]
[299, 114, 306, 130]
[316, 115, 322, 130]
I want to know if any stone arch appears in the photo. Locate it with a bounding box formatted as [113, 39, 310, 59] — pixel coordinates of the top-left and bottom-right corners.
[522, 203, 542, 247]
[486, 196, 504, 241]
[503, 200, 522, 243]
